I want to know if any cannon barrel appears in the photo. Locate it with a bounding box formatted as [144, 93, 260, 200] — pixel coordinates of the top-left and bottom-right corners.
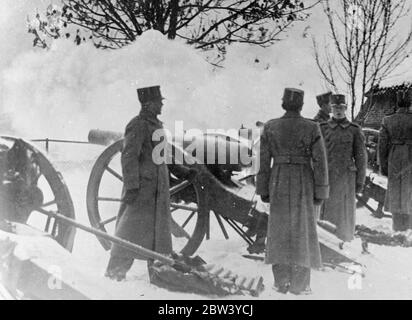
[88, 129, 123, 146]
[88, 129, 254, 170]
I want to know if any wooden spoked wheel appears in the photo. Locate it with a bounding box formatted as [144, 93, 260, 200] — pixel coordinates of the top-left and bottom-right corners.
[86, 140, 210, 256]
[0, 136, 76, 251]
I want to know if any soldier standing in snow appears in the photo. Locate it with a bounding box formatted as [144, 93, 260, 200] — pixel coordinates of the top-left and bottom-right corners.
[105, 86, 173, 281]
[320, 94, 367, 244]
[378, 89, 412, 231]
[313, 92, 332, 123]
[257, 88, 329, 295]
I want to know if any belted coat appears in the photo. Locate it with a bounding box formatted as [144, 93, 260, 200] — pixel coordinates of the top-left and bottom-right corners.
[320, 118, 367, 242]
[110, 109, 172, 260]
[256, 111, 329, 269]
[378, 109, 412, 215]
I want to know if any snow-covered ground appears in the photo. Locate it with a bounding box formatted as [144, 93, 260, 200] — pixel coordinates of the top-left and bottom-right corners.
[32, 145, 411, 300]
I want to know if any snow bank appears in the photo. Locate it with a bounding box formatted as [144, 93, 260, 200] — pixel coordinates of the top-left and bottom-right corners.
[2, 1, 411, 147]
[0, 2, 328, 143]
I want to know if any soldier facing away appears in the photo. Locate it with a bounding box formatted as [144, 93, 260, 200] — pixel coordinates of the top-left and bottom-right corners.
[320, 94, 367, 244]
[378, 89, 412, 231]
[257, 88, 329, 295]
[105, 85, 173, 281]
[313, 91, 332, 123]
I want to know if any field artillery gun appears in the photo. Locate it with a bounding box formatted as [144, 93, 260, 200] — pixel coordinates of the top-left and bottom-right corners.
[0, 126, 371, 298]
[0, 134, 265, 298]
[86, 129, 365, 269]
[0, 136, 76, 250]
[86, 129, 268, 256]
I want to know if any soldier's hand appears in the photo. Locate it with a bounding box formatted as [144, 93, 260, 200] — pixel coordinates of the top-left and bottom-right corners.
[123, 188, 139, 205]
[314, 198, 323, 206]
[261, 195, 270, 203]
[356, 183, 364, 194]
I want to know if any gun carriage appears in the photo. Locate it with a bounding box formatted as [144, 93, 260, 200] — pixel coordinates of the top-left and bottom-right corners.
[0, 125, 384, 257]
[0, 132, 267, 297]
[85, 128, 369, 268]
[0, 136, 76, 250]
[0, 127, 373, 298]
[86, 129, 268, 256]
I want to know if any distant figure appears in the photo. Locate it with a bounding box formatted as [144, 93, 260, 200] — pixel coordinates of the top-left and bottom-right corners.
[257, 88, 329, 295]
[378, 89, 412, 231]
[105, 86, 173, 281]
[320, 94, 367, 244]
[313, 92, 332, 123]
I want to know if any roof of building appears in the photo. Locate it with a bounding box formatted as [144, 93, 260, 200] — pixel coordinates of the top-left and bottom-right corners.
[358, 56, 411, 126]
[366, 82, 412, 97]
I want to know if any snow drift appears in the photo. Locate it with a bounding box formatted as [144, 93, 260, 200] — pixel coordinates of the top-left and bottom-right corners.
[0, 7, 327, 141]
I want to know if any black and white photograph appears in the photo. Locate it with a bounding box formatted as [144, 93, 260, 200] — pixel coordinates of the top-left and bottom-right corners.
[0, 0, 412, 305]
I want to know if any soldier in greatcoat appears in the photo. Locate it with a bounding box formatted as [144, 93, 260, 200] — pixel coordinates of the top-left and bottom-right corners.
[105, 86, 173, 281]
[257, 88, 329, 295]
[313, 92, 332, 123]
[320, 94, 367, 243]
[378, 89, 412, 231]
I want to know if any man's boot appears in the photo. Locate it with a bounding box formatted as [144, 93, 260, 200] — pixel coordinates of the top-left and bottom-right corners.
[288, 265, 311, 295]
[105, 256, 134, 281]
[272, 264, 290, 294]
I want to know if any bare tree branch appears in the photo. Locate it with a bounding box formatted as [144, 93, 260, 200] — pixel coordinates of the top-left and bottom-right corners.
[313, 0, 412, 120]
[29, 0, 321, 63]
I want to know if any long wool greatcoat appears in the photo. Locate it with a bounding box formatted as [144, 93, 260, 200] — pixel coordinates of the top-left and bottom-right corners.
[320, 118, 367, 242]
[378, 109, 412, 215]
[256, 111, 329, 269]
[110, 109, 172, 260]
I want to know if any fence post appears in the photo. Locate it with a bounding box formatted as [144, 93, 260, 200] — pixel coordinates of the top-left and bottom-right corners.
[45, 138, 49, 153]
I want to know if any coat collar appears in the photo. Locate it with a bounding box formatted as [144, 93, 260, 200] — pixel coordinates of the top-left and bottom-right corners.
[282, 111, 302, 119]
[138, 109, 163, 126]
[316, 109, 330, 119]
[327, 117, 350, 129]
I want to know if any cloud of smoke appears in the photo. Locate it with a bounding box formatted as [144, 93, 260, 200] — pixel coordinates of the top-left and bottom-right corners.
[2, 31, 325, 135]
[0, 2, 329, 161]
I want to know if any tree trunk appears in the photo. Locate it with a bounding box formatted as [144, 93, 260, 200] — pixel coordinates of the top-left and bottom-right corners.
[168, 0, 179, 39]
[153, 0, 165, 33]
[350, 94, 356, 121]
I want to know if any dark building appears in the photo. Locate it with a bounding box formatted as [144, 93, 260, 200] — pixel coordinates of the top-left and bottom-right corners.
[356, 82, 412, 129]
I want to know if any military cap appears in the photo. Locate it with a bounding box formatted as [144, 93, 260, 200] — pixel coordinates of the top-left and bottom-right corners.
[316, 91, 332, 106]
[282, 88, 304, 106]
[137, 85, 164, 104]
[330, 94, 346, 106]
